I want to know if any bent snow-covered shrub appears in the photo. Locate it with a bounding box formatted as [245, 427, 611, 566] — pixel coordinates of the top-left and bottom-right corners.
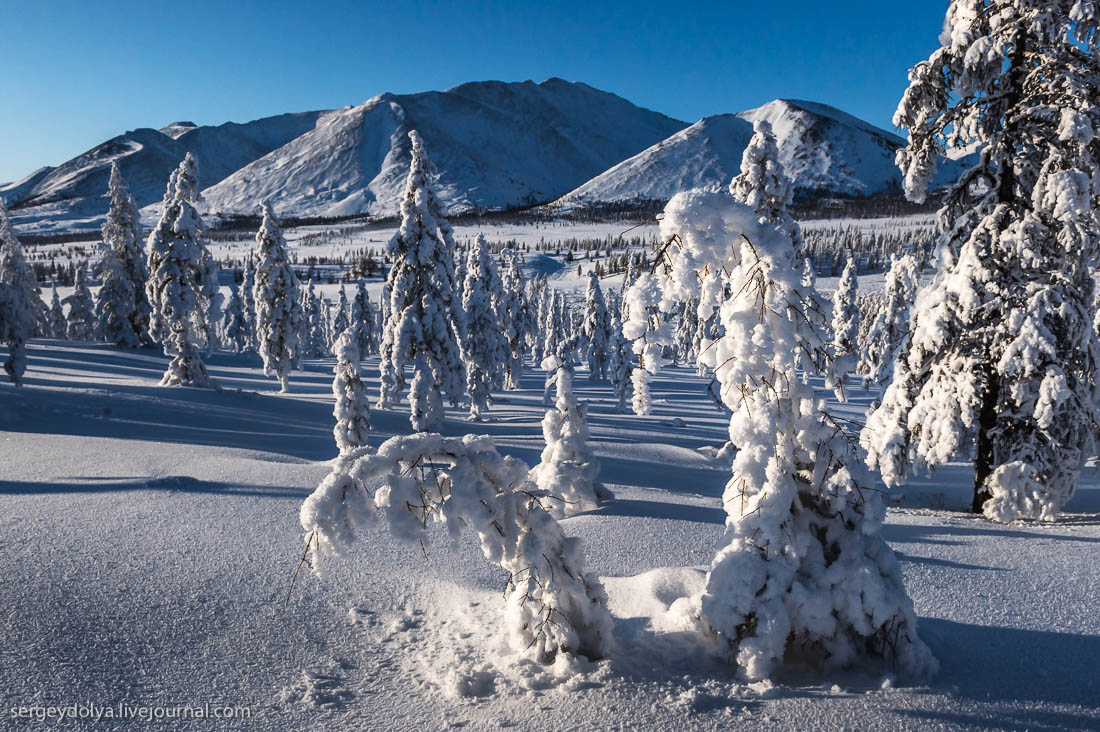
[299, 433, 613, 664]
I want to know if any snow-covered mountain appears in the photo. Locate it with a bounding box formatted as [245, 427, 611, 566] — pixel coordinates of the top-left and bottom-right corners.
[200, 79, 688, 220]
[559, 99, 969, 205]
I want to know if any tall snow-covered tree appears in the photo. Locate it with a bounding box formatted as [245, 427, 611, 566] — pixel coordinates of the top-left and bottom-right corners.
[352, 280, 376, 357]
[330, 285, 351, 355]
[94, 238, 138, 347]
[582, 272, 612, 381]
[376, 130, 466, 430]
[728, 119, 802, 253]
[830, 256, 859, 391]
[0, 200, 35, 382]
[253, 203, 301, 392]
[66, 267, 96, 341]
[659, 187, 934, 683]
[531, 355, 611, 516]
[302, 283, 328, 358]
[857, 253, 918, 389]
[241, 254, 257, 350]
[607, 291, 633, 413]
[47, 285, 66, 339]
[462, 235, 508, 420]
[499, 252, 529, 389]
[622, 273, 672, 415]
[145, 154, 217, 387]
[220, 282, 248, 353]
[101, 163, 150, 343]
[864, 0, 1100, 522]
[331, 324, 371, 454]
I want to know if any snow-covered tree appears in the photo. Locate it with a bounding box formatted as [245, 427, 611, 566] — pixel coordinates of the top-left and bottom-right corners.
[830, 256, 859, 391]
[220, 282, 248, 353]
[302, 283, 328, 358]
[145, 153, 217, 387]
[300, 433, 613, 664]
[528, 277, 550, 363]
[607, 292, 633, 413]
[728, 119, 802, 253]
[622, 273, 672, 415]
[531, 355, 610, 517]
[352, 280, 376, 357]
[331, 324, 371, 454]
[864, 0, 1100, 522]
[540, 291, 571, 405]
[94, 238, 138, 347]
[329, 286, 350, 355]
[101, 163, 150, 343]
[65, 267, 96, 341]
[376, 130, 466, 430]
[582, 272, 612, 381]
[462, 235, 508, 420]
[658, 188, 934, 683]
[499, 252, 529, 389]
[857, 253, 918, 389]
[253, 203, 301, 392]
[241, 254, 257, 350]
[0, 200, 35, 382]
[47, 285, 66, 339]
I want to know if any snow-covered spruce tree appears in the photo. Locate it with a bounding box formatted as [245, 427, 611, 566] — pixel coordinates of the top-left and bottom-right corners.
[220, 282, 248, 353]
[0, 199, 46, 338]
[527, 277, 549, 364]
[499, 252, 529, 389]
[801, 257, 816, 290]
[376, 130, 466, 430]
[582, 272, 612, 381]
[622, 273, 672, 416]
[659, 188, 934, 682]
[47, 285, 66, 339]
[830, 256, 859, 392]
[302, 283, 328, 358]
[352, 280, 376, 357]
[144, 154, 217, 387]
[94, 238, 139, 347]
[674, 296, 700, 364]
[252, 203, 301, 392]
[462, 235, 508, 420]
[607, 291, 634, 413]
[241, 254, 257, 350]
[330, 286, 350, 355]
[101, 162, 150, 343]
[332, 324, 371, 454]
[728, 118, 802, 253]
[857, 253, 918, 389]
[864, 1, 1100, 522]
[530, 355, 610, 517]
[65, 267, 96, 341]
[300, 433, 613, 664]
[540, 290, 570, 405]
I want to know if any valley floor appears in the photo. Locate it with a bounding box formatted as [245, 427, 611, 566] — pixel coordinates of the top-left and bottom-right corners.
[1, 342, 1098, 730]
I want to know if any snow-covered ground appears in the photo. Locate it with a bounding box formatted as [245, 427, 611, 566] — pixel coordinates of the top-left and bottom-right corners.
[2, 340, 1098, 730]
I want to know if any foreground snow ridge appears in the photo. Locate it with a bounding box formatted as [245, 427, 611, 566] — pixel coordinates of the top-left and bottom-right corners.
[300, 433, 614, 664]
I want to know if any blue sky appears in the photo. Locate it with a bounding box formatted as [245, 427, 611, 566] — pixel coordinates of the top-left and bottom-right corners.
[0, 0, 949, 183]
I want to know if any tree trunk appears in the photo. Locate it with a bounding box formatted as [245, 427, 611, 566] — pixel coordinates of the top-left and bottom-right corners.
[972, 364, 999, 513]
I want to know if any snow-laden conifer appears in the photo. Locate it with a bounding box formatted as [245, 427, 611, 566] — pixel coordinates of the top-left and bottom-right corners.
[462, 235, 508, 420]
[220, 282, 248, 353]
[499, 252, 528, 389]
[253, 203, 301, 391]
[332, 324, 371, 454]
[607, 291, 633, 413]
[47, 285, 66, 339]
[65, 267, 96, 341]
[582, 272, 612, 381]
[622, 273, 672, 415]
[94, 238, 138, 347]
[300, 433, 613, 664]
[728, 119, 802, 252]
[241, 254, 257, 349]
[145, 154, 217, 387]
[658, 188, 934, 683]
[376, 130, 466, 430]
[0, 199, 45, 339]
[330, 285, 350, 355]
[101, 163, 150, 343]
[858, 254, 918, 389]
[830, 256, 859, 391]
[863, 0, 1100, 522]
[352, 280, 377, 358]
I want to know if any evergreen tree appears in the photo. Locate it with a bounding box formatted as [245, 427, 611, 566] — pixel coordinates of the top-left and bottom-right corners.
[607, 291, 633, 414]
[462, 235, 508, 420]
[499, 252, 529, 389]
[582, 272, 612, 381]
[65, 267, 96, 341]
[101, 163, 150, 343]
[622, 273, 672, 415]
[864, 0, 1100, 522]
[352, 279, 376, 357]
[94, 238, 138, 347]
[330, 285, 351, 355]
[145, 153, 217, 387]
[241, 254, 257, 350]
[858, 254, 918, 389]
[332, 323, 371, 454]
[303, 282, 327, 358]
[729, 119, 802, 253]
[0, 200, 32, 384]
[47, 285, 66, 339]
[831, 256, 859, 392]
[220, 282, 248, 353]
[376, 130, 466, 430]
[253, 203, 302, 392]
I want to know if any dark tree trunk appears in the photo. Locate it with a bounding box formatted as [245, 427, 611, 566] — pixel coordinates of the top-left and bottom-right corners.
[972, 364, 999, 513]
